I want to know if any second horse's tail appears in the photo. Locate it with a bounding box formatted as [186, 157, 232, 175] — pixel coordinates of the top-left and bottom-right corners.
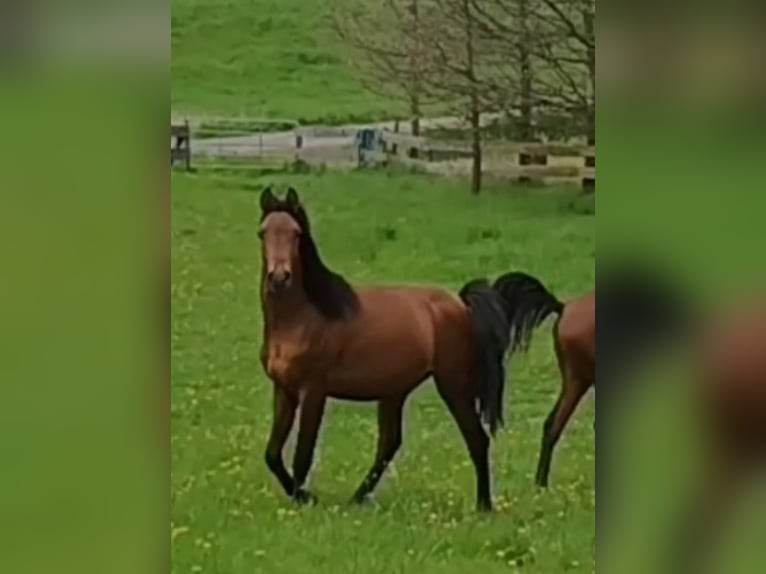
[492, 271, 564, 354]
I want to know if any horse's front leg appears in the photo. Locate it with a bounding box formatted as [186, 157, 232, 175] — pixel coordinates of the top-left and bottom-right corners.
[291, 388, 327, 504]
[264, 385, 298, 496]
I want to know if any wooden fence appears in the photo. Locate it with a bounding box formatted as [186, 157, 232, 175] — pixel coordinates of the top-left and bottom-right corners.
[169, 117, 595, 191]
[377, 132, 595, 191]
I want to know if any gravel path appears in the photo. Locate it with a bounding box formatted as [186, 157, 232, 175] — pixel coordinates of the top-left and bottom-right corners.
[174, 115, 502, 161]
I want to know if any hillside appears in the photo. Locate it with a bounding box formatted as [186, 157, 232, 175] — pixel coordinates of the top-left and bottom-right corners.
[171, 0, 403, 122]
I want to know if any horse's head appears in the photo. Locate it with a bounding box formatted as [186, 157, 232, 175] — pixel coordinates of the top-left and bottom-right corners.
[259, 187, 303, 294]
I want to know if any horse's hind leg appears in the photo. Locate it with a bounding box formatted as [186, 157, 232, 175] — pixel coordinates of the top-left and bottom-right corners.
[535, 361, 590, 488]
[264, 385, 298, 496]
[351, 393, 407, 504]
[434, 377, 492, 511]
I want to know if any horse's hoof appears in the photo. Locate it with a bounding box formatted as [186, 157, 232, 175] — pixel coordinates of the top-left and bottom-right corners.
[477, 500, 494, 513]
[293, 489, 317, 505]
[350, 493, 370, 505]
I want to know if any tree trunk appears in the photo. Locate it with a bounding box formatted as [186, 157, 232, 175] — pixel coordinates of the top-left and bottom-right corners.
[411, 107, 421, 137]
[518, 0, 533, 142]
[409, 0, 421, 151]
[461, 0, 481, 194]
[470, 92, 482, 195]
[410, 93, 421, 158]
[517, 0, 536, 182]
[582, 6, 595, 194]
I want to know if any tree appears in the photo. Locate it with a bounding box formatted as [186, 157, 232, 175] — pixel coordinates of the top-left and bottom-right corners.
[531, 0, 595, 142]
[423, 0, 502, 193]
[468, 0, 533, 139]
[330, 0, 596, 194]
[328, 0, 432, 136]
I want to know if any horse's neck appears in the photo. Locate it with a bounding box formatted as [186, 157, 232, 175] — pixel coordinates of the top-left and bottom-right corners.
[262, 286, 322, 339]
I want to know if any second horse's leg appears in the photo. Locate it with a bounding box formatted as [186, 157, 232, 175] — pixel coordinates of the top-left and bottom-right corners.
[351, 393, 407, 504]
[535, 369, 589, 488]
[291, 389, 327, 505]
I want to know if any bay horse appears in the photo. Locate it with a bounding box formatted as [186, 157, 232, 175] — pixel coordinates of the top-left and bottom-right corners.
[491, 268, 691, 487]
[490, 272, 594, 488]
[257, 187, 513, 511]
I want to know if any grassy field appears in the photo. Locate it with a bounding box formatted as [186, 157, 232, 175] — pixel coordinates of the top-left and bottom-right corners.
[172, 0, 400, 122]
[171, 169, 595, 574]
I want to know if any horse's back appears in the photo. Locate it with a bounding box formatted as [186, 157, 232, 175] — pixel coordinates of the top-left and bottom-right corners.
[357, 285, 475, 371]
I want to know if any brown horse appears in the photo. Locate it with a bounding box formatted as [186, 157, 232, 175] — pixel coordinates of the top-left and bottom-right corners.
[491, 272, 595, 487]
[491, 268, 694, 488]
[257, 187, 513, 511]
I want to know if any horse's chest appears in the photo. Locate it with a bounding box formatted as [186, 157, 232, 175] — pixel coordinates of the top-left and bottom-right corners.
[262, 341, 314, 388]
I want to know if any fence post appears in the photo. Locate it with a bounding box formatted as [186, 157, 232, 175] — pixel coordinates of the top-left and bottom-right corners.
[295, 131, 303, 161]
[184, 120, 191, 171]
[391, 120, 399, 156]
[170, 121, 191, 171]
[517, 144, 547, 184]
[582, 146, 595, 194]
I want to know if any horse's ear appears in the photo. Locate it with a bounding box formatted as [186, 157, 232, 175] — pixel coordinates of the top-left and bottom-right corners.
[260, 186, 277, 213]
[286, 187, 300, 207]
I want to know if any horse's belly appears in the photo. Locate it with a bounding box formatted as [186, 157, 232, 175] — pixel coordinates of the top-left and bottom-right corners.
[324, 353, 430, 400]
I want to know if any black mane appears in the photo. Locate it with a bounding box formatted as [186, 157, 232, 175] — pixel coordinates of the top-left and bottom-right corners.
[260, 193, 360, 320]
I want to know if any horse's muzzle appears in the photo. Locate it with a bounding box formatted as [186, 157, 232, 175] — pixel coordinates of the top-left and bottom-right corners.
[267, 270, 292, 293]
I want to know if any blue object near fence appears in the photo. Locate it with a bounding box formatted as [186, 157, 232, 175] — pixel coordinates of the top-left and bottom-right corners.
[354, 128, 385, 167]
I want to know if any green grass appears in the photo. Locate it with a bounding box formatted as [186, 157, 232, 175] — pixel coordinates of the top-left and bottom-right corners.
[171, 170, 595, 574]
[172, 0, 401, 122]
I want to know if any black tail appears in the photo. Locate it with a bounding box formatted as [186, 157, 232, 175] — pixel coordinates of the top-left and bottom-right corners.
[492, 271, 564, 355]
[459, 279, 512, 436]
